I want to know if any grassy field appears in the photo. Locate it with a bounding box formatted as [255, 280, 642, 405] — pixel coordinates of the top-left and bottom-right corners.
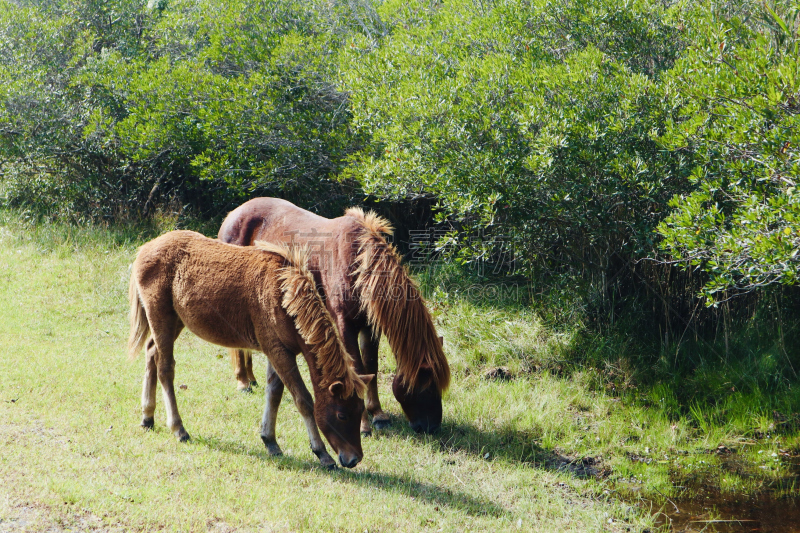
[0, 217, 798, 532]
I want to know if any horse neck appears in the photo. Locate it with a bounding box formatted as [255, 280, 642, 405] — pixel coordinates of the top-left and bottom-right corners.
[297, 342, 332, 395]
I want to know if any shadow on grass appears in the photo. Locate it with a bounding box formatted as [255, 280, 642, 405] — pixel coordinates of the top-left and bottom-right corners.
[372, 413, 605, 479]
[194, 434, 506, 517]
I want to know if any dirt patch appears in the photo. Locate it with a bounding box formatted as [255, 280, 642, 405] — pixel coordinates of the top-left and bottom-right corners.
[483, 366, 513, 381]
[0, 498, 124, 533]
[548, 454, 611, 479]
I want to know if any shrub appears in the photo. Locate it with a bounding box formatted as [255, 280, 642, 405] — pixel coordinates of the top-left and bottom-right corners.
[657, 0, 800, 302]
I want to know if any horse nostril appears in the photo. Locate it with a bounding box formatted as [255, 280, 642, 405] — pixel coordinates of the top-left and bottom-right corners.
[339, 454, 360, 468]
[411, 420, 440, 434]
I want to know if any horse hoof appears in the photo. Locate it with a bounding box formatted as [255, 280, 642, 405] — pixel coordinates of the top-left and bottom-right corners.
[261, 437, 283, 456]
[141, 417, 154, 430]
[177, 430, 191, 442]
[314, 450, 337, 469]
[372, 418, 391, 430]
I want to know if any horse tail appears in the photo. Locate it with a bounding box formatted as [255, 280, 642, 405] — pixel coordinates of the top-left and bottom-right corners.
[127, 268, 150, 361]
[255, 241, 367, 399]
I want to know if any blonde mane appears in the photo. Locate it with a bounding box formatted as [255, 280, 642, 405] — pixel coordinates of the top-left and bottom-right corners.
[256, 241, 367, 398]
[345, 207, 451, 392]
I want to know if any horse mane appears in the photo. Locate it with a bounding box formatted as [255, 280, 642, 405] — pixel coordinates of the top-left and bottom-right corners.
[345, 207, 451, 392]
[256, 241, 367, 399]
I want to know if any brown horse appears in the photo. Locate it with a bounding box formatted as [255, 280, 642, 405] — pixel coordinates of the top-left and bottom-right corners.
[218, 198, 450, 434]
[128, 230, 372, 468]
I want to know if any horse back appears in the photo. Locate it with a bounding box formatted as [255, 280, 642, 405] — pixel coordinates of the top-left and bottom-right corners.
[218, 198, 364, 319]
[133, 230, 298, 352]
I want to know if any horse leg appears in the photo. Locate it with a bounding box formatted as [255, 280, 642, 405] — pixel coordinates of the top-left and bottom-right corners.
[338, 321, 373, 435]
[230, 348, 252, 392]
[270, 353, 336, 468]
[140, 338, 158, 429]
[245, 350, 258, 388]
[259, 361, 284, 456]
[154, 319, 190, 442]
[359, 327, 390, 430]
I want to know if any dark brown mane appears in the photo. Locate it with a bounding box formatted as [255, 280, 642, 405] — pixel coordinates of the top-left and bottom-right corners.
[256, 241, 367, 398]
[345, 207, 451, 392]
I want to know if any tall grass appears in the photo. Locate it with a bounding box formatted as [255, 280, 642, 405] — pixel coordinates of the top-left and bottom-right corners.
[416, 261, 800, 494]
[433, 261, 800, 431]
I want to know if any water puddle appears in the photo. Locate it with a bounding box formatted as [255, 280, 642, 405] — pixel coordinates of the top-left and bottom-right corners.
[654, 452, 800, 532]
[658, 491, 800, 532]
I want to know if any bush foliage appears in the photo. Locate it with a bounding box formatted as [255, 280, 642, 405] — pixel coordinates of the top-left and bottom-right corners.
[338, 0, 694, 291]
[1, 0, 798, 379]
[657, 1, 800, 300]
[0, 0, 364, 220]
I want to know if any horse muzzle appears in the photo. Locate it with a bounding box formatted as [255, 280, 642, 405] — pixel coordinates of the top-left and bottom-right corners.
[411, 419, 441, 434]
[338, 451, 361, 469]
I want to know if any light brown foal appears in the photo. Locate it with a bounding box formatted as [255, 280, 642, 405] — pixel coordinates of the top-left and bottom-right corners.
[128, 230, 372, 468]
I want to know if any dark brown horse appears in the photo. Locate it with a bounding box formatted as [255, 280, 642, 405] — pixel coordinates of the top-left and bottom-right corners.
[218, 198, 450, 434]
[128, 230, 372, 468]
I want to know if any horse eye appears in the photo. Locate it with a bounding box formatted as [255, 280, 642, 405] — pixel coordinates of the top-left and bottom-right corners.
[336, 412, 347, 421]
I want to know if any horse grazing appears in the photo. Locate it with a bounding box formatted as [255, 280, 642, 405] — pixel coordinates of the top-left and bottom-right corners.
[218, 197, 450, 434]
[128, 230, 372, 468]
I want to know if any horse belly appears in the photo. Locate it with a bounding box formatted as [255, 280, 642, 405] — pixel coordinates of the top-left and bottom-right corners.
[172, 292, 259, 351]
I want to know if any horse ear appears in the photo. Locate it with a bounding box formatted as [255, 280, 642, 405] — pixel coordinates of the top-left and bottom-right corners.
[328, 381, 345, 396]
[358, 374, 375, 386]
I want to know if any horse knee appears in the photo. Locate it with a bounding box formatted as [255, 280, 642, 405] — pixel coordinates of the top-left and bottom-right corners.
[267, 379, 284, 397]
[293, 396, 314, 418]
[157, 371, 176, 389]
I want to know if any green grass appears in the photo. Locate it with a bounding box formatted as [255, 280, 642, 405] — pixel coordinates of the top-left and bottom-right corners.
[0, 217, 798, 532]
